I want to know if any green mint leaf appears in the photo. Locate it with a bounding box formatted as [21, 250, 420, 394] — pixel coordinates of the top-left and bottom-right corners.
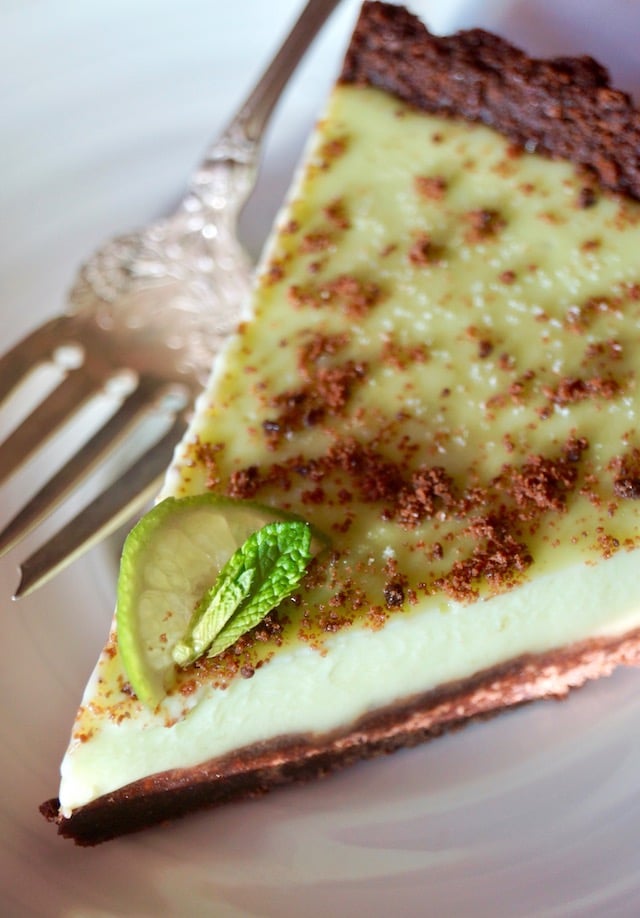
[172, 565, 255, 667]
[172, 520, 311, 668]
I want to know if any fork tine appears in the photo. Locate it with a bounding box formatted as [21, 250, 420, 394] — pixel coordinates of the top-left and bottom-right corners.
[0, 377, 167, 557]
[13, 414, 188, 599]
[0, 368, 101, 487]
[0, 316, 71, 407]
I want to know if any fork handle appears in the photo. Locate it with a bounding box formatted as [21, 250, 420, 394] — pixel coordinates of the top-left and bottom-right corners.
[229, 0, 344, 142]
[206, 0, 344, 160]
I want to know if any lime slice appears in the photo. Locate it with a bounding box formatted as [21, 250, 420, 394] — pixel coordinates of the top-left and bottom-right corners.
[116, 495, 317, 709]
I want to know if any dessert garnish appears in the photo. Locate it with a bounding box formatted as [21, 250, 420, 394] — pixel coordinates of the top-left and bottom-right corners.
[116, 495, 313, 708]
[172, 520, 311, 667]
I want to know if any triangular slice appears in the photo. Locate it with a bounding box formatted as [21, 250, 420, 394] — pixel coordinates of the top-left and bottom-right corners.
[43, 1, 640, 844]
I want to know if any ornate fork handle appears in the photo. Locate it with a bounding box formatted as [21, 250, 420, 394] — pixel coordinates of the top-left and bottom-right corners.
[69, 0, 343, 385]
[197, 0, 343, 216]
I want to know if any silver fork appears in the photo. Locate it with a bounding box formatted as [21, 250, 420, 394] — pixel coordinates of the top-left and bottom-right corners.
[0, 0, 343, 599]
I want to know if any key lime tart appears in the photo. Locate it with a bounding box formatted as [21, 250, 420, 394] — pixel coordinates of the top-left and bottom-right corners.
[43, 1, 640, 843]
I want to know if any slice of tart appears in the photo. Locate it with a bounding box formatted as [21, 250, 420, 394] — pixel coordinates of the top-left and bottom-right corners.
[43, 1, 640, 844]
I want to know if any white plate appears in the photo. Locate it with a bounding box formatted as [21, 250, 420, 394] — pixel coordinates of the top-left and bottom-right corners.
[2, 1, 640, 915]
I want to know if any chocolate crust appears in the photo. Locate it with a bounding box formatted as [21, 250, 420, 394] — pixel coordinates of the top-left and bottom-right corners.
[43, 627, 640, 845]
[341, 2, 640, 200]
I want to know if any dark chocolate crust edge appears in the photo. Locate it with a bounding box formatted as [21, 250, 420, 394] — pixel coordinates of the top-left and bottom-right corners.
[43, 626, 640, 845]
[340, 2, 640, 200]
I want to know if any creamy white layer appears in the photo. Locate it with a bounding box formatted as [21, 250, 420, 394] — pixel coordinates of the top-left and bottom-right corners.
[60, 548, 640, 814]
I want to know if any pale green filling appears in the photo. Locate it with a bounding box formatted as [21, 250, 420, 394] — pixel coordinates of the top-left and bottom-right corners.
[59, 86, 640, 812]
[175, 87, 640, 582]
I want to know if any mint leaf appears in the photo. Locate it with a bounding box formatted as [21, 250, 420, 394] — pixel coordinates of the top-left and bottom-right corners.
[172, 520, 311, 667]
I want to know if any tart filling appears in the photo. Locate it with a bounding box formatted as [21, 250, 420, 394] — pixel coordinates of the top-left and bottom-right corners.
[58, 79, 640, 817]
